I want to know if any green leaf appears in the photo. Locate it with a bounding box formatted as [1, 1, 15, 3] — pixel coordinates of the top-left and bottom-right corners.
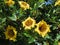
[0, 18, 6, 24]
[24, 33, 31, 37]
[0, 9, 2, 12]
[45, 34, 51, 39]
[28, 37, 35, 44]
[2, 18, 6, 23]
[8, 13, 17, 21]
[56, 34, 60, 41]
[43, 42, 47, 45]
[39, 0, 45, 3]
[53, 34, 60, 45]
[53, 40, 58, 45]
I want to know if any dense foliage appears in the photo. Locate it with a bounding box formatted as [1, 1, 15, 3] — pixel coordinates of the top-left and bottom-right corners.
[0, 0, 60, 45]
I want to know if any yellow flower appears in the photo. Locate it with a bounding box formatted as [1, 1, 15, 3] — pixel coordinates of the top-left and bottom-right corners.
[58, 42, 60, 45]
[4, 0, 15, 6]
[35, 20, 50, 37]
[4, 25, 17, 41]
[55, 0, 60, 6]
[18, 1, 30, 10]
[22, 17, 36, 29]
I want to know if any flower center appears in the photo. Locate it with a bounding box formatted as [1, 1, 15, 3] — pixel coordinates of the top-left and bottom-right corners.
[22, 2, 27, 6]
[25, 19, 33, 26]
[8, 29, 14, 37]
[39, 24, 47, 32]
